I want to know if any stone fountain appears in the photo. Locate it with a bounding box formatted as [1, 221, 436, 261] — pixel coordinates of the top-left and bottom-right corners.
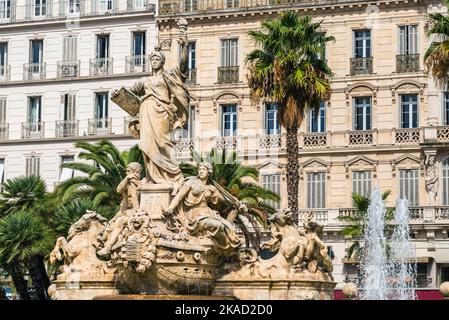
[47, 19, 336, 300]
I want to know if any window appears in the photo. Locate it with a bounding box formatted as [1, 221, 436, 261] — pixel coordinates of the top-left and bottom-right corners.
[265, 103, 280, 135]
[99, 0, 113, 12]
[25, 156, 40, 176]
[261, 174, 280, 210]
[400, 94, 418, 128]
[352, 171, 372, 199]
[176, 106, 195, 139]
[188, 41, 196, 71]
[221, 39, 238, 67]
[30, 39, 43, 64]
[0, 42, 6, 77]
[399, 25, 418, 55]
[62, 36, 78, 61]
[221, 104, 237, 137]
[399, 169, 419, 206]
[184, 0, 197, 11]
[443, 158, 449, 205]
[61, 93, 76, 121]
[0, 97, 6, 123]
[96, 35, 109, 59]
[59, 156, 74, 182]
[310, 102, 326, 133]
[354, 97, 371, 130]
[132, 0, 145, 9]
[68, 0, 81, 14]
[354, 30, 371, 58]
[307, 172, 325, 209]
[444, 93, 449, 126]
[0, 159, 4, 185]
[95, 92, 108, 126]
[28, 97, 41, 127]
[132, 32, 146, 57]
[226, 0, 238, 7]
[34, 0, 47, 16]
[0, 0, 11, 20]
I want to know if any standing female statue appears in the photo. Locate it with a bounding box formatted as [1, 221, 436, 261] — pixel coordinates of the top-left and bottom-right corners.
[112, 21, 190, 185]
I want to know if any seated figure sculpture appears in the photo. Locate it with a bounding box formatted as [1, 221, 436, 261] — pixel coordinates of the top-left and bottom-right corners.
[162, 162, 246, 251]
[98, 162, 142, 257]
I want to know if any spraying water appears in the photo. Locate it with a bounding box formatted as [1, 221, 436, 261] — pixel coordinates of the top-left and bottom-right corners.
[389, 199, 416, 300]
[361, 188, 389, 300]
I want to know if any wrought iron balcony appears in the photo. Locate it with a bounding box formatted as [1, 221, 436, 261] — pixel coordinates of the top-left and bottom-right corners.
[0, 65, 10, 81]
[23, 63, 46, 80]
[88, 118, 112, 135]
[89, 58, 113, 76]
[186, 68, 197, 85]
[350, 57, 373, 76]
[0, 123, 8, 140]
[396, 54, 420, 73]
[55, 120, 79, 137]
[125, 55, 149, 73]
[22, 122, 44, 139]
[217, 66, 239, 84]
[57, 60, 80, 78]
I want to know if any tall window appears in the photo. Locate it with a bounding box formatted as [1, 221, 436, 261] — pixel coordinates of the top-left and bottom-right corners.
[310, 102, 326, 133]
[221, 39, 238, 67]
[400, 94, 418, 128]
[354, 30, 371, 58]
[0, 42, 7, 77]
[265, 103, 280, 135]
[132, 32, 146, 57]
[188, 41, 196, 74]
[0, 158, 4, 185]
[25, 156, 40, 176]
[443, 158, 449, 206]
[399, 169, 419, 206]
[177, 106, 195, 139]
[68, 0, 81, 14]
[59, 155, 75, 182]
[30, 39, 43, 64]
[352, 171, 372, 198]
[96, 35, 109, 59]
[261, 174, 280, 210]
[184, 0, 197, 11]
[0, 0, 11, 20]
[399, 25, 418, 55]
[99, 0, 113, 12]
[444, 93, 449, 126]
[28, 97, 41, 129]
[62, 36, 78, 61]
[221, 104, 237, 137]
[95, 92, 108, 128]
[307, 172, 325, 209]
[34, 0, 47, 17]
[61, 93, 76, 121]
[0, 97, 6, 123]
[354, 97, 372, 130]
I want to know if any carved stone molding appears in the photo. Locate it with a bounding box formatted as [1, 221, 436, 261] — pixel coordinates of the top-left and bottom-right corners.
[299, 158, 331, 180]
[159, 38, 172, 51]
[344, 155, 378, 178]
[390, 154, 423, 177]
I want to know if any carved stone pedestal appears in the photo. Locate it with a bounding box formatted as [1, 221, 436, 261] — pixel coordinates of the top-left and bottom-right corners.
[49, 274, 119, 300]
[138, 183, 173, 219]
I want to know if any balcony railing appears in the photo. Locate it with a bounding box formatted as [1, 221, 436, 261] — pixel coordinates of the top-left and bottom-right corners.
[298, 209, 328, 225]
[22, 122, 44, 139]
[215, 136, 238, 150]
[88, 118, 112, 135]
[174, 138, 195, 153]
[0, 65, 10, 81]
[55, 120, 79, 137]
[186, 68, 197, 85]
[303, 132, 327, 148]
[409, 207, 424, 220]
[436, 126, 449, 143]
[23, 63, 46, 80]
[394, 128, 421, 145]
[436, 206, 449, 220]
[350, 57, 373, 76]
[396, 54, 420, 73]
[217, 66, 239, 84]
[258, 134, 283, 150]
[348, 130, 374, 146]
[0, 0, 155, 25]
[90, 58, 113, 76]
[0, 123, 8, 140]
[57, 60, 80, 78]
[126, 55, 149, 73]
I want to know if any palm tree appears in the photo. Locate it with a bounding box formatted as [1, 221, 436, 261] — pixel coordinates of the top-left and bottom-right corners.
[181, 148, 280, 250]
[425, 1, 449, 87]
[337, 191, 394, 261]
[55, 140, 144, 211]
[0, 175, 49, 218]
[0, 211, 54, 300]
[246, 12, 334, 220]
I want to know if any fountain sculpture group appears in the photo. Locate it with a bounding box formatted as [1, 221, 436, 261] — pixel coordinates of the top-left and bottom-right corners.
[47, 19, 335, 300]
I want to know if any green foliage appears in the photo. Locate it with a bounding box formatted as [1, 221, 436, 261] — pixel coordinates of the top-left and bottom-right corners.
[181, 148, 280, 250]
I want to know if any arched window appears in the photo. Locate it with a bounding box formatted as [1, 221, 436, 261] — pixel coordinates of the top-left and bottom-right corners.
[444, 158, 449, 205]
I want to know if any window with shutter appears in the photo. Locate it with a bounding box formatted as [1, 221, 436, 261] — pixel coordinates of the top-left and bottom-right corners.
[399, 169, 419, 206]
[261, 174, 281, 209]
[221, 39, 238, 67]
[63, 36, 78, 61]
[25, 156, 40, 176]
[399, 25, 418, 55]
[307, 172, 325, 209]
[0, 97, 6, 123]
[443, 159, 449, 206]
[352, 171, 372, 201]
[60, 155, 74, 181]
